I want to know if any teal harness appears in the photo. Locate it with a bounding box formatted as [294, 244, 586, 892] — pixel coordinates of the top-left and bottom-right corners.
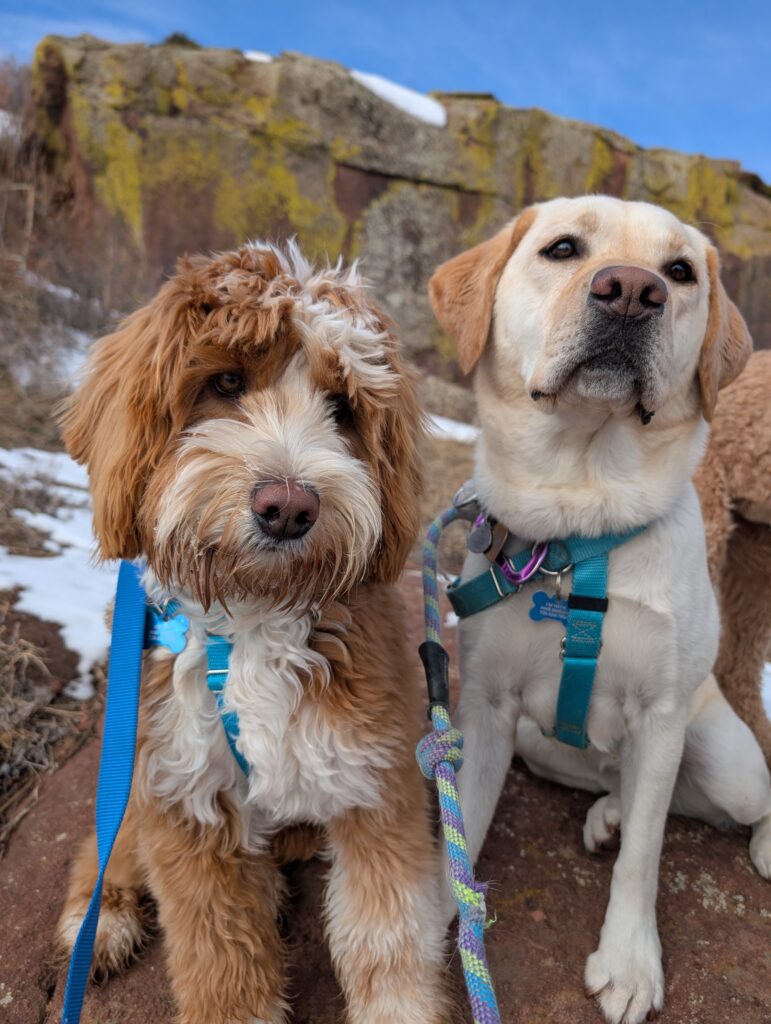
[146, 600, 248, 774]
[447, 492, 645, 749]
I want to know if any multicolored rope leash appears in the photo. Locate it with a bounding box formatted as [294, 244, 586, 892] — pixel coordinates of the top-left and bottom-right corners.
[416, 504, 501, 1024]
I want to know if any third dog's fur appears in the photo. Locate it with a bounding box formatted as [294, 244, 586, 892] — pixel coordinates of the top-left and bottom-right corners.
[695, 349, 771, 764]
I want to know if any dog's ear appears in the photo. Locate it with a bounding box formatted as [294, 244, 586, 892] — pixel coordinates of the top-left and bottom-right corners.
[60, 278, 194, 559]
[365, 341, 423, 584]
[698, 246, 752, 421]
[428, 207, 537, 375]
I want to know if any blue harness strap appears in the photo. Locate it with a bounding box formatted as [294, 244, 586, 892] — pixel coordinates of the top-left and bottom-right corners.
[554, 554, 608, 747]
[447, 527, 645, 750]
[61, 561, 146, 1024]
[206, 635, 249, 775]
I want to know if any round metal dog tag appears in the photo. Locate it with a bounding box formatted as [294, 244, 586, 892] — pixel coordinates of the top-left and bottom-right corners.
[467, 520, 493, 554]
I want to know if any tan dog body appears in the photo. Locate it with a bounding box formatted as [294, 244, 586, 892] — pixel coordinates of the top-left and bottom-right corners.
[430, 197, 771, 1024]
[695, 350, 771, 764]
[56, 243, 448, 1024]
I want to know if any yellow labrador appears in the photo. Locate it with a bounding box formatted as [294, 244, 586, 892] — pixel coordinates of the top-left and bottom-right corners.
[429, 196, 771, 1024]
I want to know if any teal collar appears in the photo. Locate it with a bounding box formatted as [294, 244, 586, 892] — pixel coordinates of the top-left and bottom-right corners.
[146, 603, 248, 775]
[448, 525, 646, 749]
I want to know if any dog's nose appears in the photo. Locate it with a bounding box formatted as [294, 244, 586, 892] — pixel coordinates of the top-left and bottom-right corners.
[251, 480, 320, 541]
[589, 265, 668, 320]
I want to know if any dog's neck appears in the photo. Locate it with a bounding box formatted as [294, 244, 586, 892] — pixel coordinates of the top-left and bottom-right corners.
[142, 571, 319, 638]
[472, 369, 708, 541]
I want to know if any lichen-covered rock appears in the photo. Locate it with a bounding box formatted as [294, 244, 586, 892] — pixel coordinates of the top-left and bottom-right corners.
[23, 34, 771, 375]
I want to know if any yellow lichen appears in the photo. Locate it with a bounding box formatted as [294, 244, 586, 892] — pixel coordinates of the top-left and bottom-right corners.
[171, 60, 191, 111]
[685, 159, 738, 232]
[98, 120, 143, 244]
[68, 88, 144, 244]
[585, 135, 616, 194]
[454, 99, 499, 192]
[513, 113, 558, 208]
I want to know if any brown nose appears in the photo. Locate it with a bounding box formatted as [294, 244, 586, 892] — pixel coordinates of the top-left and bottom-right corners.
[589, 265, 668, 320]
[251, 480, 320, 541]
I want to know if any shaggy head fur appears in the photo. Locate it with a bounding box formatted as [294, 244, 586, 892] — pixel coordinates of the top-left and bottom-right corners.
[60, 242, 422, 609]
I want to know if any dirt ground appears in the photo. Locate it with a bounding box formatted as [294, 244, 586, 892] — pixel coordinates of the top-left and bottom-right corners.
[1, 568, 770, 1024]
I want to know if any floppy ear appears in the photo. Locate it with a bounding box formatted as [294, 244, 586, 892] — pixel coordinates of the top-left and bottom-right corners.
[59, 278, 195, 559]
[428, 207, 537, 374]
[698, 246, 752, 421]
[366, 340, 423, 584]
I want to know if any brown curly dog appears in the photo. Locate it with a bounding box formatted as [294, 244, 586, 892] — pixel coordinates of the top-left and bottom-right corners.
[695, 349, 771, 765]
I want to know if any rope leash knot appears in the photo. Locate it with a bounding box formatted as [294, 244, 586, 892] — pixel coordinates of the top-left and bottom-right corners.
[416, 721, 464, 778]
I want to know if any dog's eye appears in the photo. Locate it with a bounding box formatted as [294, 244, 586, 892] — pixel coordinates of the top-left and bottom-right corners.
[329, 394, 354, 425]
[542, 237, 579, 260]
[212, 372, 246, 398]
[666, 260, 695, 284]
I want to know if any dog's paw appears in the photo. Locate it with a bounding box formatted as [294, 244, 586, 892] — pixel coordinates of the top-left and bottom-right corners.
[57, 884, 149, 980]
[749, 813, 771, 880]
[585, 924, 664, 1024]
[583, 794, 622, 853]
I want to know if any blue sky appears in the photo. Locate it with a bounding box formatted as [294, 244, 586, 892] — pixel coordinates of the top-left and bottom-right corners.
[3, 1, 770, 181]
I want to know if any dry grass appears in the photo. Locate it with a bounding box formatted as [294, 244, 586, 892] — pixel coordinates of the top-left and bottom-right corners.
[0, 470, 64, 556]
[0, 595, 101, 855]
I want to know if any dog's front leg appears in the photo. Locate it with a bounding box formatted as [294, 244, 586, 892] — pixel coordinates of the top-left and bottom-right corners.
[586, 703, 686, 1024]
[325, 780, 449, 1024]
[439, 679, 518, 926]
[140, 799, 287, 1024]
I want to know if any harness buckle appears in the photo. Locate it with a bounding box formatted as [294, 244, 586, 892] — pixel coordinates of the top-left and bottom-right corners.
[560, 636, 602, 660]
[489, 565, 508, 599]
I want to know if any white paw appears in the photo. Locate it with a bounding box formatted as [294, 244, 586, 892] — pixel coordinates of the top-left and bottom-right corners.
[585, 922, 664, 1024]
[749, 813, 771, 880]
[583, 794, 622, 854]
[57, 888, 148, 979]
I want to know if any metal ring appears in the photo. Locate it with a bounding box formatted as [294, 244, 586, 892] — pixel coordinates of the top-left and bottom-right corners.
[452, 481, 478, 508]
[538, 560, 573, 577]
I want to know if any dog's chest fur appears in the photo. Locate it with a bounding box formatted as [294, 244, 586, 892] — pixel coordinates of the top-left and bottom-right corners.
[141, 604, 389, 840]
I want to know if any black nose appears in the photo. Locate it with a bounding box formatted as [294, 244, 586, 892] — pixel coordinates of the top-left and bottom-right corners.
[588, 265, 668, 320]
[252, 480, 320, 541]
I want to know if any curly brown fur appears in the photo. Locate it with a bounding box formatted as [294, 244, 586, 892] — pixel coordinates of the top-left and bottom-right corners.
[695, 350, 771, 763]
[56, 241, 448, 1024]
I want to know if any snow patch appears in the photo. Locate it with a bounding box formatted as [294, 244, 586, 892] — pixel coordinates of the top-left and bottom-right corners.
[428, 413, 480, 444]
[0, 109, 21, 141]
[350, 70, 447, 127]
[0, 448, 116, 686]
[21, 270, 80, 303]
[244, 50, 272, 63]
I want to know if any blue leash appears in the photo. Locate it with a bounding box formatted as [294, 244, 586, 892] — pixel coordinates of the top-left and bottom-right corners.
[61, 561, 146, 1024]
[61, 565, 251, 1023]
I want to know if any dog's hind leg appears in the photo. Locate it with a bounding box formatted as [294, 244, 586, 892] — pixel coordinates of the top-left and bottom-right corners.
[672, 675, 771, 878]
[57, 797, 149, 979]
[713, 521, 771, 766]
[325, 772, 450, 1024]
[515, 716, 613, 793]
[140, 798, 288, 1024]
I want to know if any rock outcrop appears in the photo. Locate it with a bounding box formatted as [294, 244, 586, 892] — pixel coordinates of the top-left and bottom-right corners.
[21, 34, 771, 379]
